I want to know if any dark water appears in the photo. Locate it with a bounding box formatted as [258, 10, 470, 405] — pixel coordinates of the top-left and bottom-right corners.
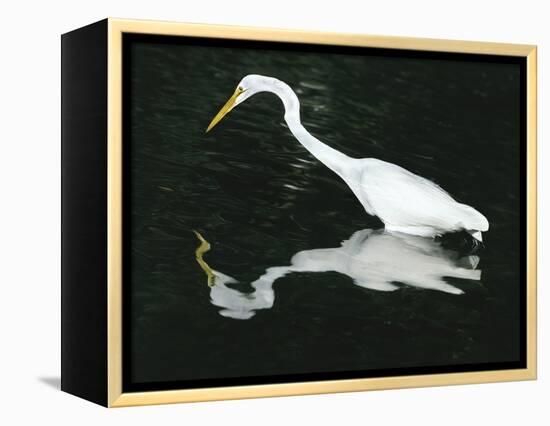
[127, 38, 523, 388]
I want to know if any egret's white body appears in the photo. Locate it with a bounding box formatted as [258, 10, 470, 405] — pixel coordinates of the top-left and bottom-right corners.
[207, 229, 482, 319]
[207, 75, 489, 241]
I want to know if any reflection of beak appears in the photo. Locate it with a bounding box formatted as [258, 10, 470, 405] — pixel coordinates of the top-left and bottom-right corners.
[206, 87, 245, 133]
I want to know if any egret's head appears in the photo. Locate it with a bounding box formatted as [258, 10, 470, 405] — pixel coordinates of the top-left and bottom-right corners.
[206, 74, 272, 133]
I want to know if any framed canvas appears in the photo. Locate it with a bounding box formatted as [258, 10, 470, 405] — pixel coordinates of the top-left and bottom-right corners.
[61, 18, 537, 407]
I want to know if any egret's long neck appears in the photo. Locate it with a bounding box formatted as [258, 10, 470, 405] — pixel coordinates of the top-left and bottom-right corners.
[269, 81, 353, 178]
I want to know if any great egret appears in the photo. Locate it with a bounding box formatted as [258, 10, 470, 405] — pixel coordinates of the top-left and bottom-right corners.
[207, 75, 489, 242]
[194, 229, 482, 320]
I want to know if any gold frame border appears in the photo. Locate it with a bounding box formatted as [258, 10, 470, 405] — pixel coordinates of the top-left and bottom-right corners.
[106, 18, 537, 407]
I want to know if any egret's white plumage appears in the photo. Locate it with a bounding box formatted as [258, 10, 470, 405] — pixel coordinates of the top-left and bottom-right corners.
[207, 74, 489, 241]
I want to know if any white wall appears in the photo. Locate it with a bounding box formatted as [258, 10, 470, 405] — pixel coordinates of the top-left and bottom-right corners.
[0, 0, 546, 424]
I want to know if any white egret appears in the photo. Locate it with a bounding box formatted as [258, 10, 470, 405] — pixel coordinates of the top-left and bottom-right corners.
[194, 229, 482, 319]
[207, 75, 489, 241]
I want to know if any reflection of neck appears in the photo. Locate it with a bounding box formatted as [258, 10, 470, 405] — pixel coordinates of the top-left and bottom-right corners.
[269, 81, 354, 178]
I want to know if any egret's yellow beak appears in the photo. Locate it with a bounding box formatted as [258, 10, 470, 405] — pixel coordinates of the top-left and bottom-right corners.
[206, 87, 245, 133]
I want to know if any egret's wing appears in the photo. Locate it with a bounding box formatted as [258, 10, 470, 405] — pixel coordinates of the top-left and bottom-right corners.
[357, 159, 487, 232]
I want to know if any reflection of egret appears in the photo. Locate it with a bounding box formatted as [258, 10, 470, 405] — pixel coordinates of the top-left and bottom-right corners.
[194, 229, 482, 320]
[207, 75, 489, 242]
